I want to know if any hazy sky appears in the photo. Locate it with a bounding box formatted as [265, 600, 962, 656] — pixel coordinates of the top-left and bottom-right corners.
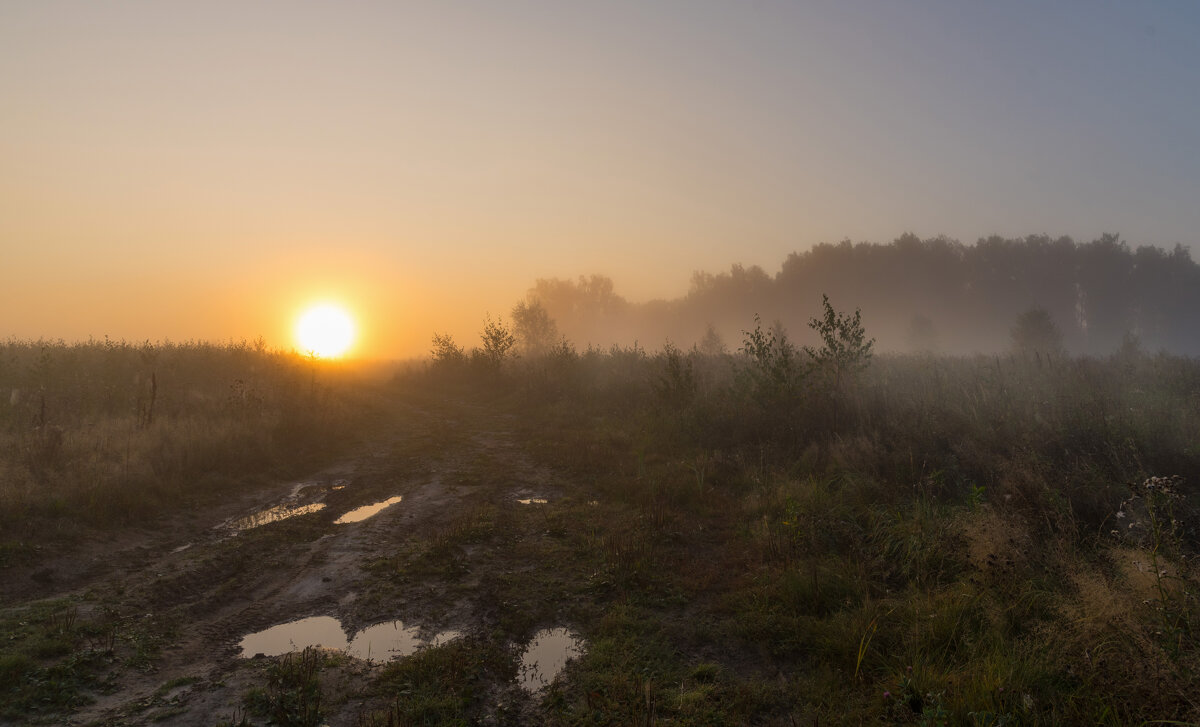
[3, 1, 1198, 357]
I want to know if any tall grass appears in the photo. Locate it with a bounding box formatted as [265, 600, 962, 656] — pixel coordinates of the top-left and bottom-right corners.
[0, 339, 369, 543]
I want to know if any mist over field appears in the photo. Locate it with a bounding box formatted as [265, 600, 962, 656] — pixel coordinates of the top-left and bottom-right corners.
[506, 233, 1200, 358]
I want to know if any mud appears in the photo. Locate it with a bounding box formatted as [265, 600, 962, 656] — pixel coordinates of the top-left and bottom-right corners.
[1, 393, 572, 726]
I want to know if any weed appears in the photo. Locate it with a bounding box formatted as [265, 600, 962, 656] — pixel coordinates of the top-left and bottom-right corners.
[244, 647, 326, 726]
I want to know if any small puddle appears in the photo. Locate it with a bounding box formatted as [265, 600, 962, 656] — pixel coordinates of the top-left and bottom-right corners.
[239, 616, 459, 662]
[218, 478, 349, 532]
[239, 616, 346, 657]
[335, 496, 403, 524]
[226, 503, 326, 531]
[519, 627, 584, 692]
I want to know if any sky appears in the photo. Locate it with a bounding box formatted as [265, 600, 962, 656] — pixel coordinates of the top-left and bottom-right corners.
[2, 0, 1198, 358]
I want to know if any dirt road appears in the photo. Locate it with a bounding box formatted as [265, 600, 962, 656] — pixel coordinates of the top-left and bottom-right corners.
[4, 393, 582, 726]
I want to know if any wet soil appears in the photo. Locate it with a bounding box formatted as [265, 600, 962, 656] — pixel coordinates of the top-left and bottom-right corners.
[1, 393, 579, 726]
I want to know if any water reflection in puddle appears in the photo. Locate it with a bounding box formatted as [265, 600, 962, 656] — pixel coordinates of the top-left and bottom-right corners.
[218, 478, 349, 532]
[239, 616, 460, 662]
[335, 496, 403, 524]
[239, 616, 345, 657]
[226, 503, 326, 531]
[349, 621, 462, 661]
[519, 627, 584, 692]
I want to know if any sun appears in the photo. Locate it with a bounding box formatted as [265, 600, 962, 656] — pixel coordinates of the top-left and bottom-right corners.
[295, 303, 356, 358]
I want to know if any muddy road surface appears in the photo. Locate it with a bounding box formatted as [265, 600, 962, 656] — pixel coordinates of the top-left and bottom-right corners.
[2, 393, 593, 726]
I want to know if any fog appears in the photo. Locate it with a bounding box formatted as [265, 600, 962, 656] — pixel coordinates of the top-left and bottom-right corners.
[509, 233, 1200, 357]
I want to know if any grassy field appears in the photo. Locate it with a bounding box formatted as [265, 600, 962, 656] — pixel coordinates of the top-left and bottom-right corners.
[0, 339, 375, 555]
[385, 327, 1200, 724]
[2, 330, 1200, 724]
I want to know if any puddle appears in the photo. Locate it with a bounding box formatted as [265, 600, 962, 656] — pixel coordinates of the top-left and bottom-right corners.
[348, 621, 462, 661]
[218, 478, 349, 532]
[225, 503, 327, 531]
[519, 627, 584, 692]
[517, 498, 548, 505]
[239, 615, 459, 662]
[239, 616, 346, 657]
[335, 496, 403, 524]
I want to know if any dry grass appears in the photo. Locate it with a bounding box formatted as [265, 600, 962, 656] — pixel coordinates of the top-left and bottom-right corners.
[0, 339, 373, 545]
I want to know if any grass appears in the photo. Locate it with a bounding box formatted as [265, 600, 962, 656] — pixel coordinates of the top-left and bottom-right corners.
[0, 338, 375, 555]
[380, 336, 1200, 724]
[0, 339, 382, 723]
[5, 331, 1200, 723]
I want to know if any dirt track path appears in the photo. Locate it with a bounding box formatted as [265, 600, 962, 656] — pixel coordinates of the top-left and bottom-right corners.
[7, 392, 566, 726]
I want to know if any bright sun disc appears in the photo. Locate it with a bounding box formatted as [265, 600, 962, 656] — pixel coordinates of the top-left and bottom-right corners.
[296, 304, 355, 358]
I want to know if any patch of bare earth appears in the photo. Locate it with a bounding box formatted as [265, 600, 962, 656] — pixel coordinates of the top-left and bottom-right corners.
[3, 394, 564, 726]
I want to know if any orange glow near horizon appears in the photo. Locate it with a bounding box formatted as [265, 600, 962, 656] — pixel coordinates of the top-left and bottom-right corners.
[295, 303, 356, 358]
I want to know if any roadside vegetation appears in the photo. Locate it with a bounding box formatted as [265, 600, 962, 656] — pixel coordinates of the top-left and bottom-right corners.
[0, 339, 371, 556]
[0, 339, 381, 724]
[390, 298, 1200, 724]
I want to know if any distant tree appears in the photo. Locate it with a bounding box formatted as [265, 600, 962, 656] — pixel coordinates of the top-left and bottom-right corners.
[1116, 330, 1142, 357]
[696, 322, 727, 356]
[510, 299, 559, 356]
[430, 333, 465, 366]
[528, 275, 628, 345]
[1011, 307, 1064, 356]
[479, 315, 517, 370]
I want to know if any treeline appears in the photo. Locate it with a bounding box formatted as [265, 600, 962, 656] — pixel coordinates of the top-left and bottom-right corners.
[519, 233, 1200, 356]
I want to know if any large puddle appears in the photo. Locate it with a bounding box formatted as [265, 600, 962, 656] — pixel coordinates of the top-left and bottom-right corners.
[335, 496, 403, 524]
[218, 479, 348, 532]
[518, 627, 584, 692]
[239, 615, 460, 662]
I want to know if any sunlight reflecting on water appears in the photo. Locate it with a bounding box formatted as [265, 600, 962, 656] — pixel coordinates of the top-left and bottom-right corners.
[335, 496, 403, 524]
[227, 503, 326, 531]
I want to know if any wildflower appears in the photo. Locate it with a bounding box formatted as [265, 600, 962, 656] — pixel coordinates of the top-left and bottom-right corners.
[883, 691, 891, 699]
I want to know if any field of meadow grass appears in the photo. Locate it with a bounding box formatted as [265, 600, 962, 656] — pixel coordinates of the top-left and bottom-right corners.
[401, 313, 1200, 724]
[0, 339, 374, 561]
[3, 323, 1200, 724]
